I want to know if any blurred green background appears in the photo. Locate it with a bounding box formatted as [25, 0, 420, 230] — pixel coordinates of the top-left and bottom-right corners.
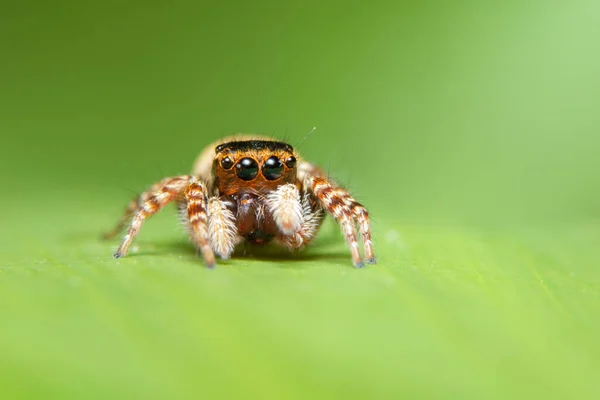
[1, 0, 599, 399]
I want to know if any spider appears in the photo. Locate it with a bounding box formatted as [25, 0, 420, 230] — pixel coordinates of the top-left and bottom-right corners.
[104, 136, 375, 268]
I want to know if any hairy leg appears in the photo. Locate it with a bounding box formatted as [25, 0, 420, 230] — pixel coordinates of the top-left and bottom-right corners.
[112, 175, 196, 258]
[103, 198, 138, 240]
[296, 161, 326, 188]
[309, 176, 375, 267]
[185, 182, 216, 268]
[104, 178, 177, 239]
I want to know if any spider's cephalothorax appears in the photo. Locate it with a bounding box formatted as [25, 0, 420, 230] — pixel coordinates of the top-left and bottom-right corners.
[105, 136, 375, 268]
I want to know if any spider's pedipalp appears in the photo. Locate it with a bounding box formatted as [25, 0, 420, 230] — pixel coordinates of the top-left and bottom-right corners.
[277, 191, 325, 249]
[266, 183, 303, 235]
[207, 197, 238, 260]
[113, 175, 196, 258]
[309, 176, 376, 267]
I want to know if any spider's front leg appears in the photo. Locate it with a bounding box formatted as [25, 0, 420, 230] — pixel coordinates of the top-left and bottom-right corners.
[184, 182, 217, 268]
[309, 177, 376, 268]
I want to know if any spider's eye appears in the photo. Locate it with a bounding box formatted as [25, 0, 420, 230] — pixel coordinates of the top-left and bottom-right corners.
[235, 158, 258, 180]
[262, 156, 283, 180]
[221, 157, 233, 170]
[285, 156, 297, 168]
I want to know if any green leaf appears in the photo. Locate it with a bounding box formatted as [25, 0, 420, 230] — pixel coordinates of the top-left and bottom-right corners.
[1, 1, 600, 399]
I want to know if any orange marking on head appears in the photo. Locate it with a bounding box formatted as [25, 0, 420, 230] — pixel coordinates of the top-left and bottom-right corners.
[213, 140, 299, 196]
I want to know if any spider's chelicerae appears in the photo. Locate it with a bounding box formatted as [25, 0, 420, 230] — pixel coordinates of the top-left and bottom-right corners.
[105, 136, 375, 268]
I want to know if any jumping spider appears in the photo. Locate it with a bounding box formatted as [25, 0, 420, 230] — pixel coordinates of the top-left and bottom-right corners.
[104, 136, 375, 268]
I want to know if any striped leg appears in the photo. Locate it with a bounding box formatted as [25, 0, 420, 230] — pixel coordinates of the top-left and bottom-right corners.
[185, 183, 216, 268]
[103, 198, 138, 240]
[309, 177, 375, 267]
[113, 175, 196, 258]
[104, 178, 176, 239]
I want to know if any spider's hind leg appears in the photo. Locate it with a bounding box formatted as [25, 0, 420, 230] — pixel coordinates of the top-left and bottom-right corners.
[110, 175, 196, 258]
[309, 176, 375, 268]
[103, 178, 175, 240]
[103, 198, 138, 240]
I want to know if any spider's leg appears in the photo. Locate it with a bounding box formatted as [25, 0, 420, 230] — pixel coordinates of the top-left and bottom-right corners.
[207, 197, 238, 260]
[104, 178, 172, 239]
[309, 176, 375, 267]
[103, 198, 137, 240]
[113, 175, 196, 258]
[185, 182, 217, 268]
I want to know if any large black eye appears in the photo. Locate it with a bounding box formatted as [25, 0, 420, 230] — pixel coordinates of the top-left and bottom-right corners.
[220, 157, 233, 170]
[262, 156, 284, 180]
[285, 156, 297, 168]
[235, 158, 258, 180]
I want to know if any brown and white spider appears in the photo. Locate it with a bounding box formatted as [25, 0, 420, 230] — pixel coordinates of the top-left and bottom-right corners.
[104, 136, 375, 268]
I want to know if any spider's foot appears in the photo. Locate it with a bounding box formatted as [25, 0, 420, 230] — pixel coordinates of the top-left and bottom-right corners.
[366, 257, 377, 265]
[353, 261, 365, 268]
[114, 252, 124, 259]
[206, 262, 216, 269]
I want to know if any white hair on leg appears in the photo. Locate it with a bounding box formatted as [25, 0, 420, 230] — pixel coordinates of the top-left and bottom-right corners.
[266, 183, 303, 235]
[207, 197, 238, 260]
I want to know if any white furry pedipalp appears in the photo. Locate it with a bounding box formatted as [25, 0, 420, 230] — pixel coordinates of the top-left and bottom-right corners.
[266, 183, 303, 235]
[207, 198, 238, 259]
